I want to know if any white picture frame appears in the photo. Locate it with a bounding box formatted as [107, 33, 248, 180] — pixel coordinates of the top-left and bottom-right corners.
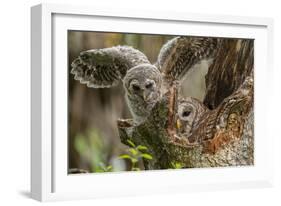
[31, 3, 274, 202]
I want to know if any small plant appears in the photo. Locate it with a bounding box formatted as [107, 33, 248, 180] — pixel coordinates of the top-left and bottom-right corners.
[119, 140, 153, 171]
[171, 162, 183, 169]
[95, 162, 113, 173]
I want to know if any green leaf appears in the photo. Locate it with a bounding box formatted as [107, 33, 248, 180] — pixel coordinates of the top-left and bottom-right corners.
[118, 154, 132, 159]
[127, 139, 136, 147]
[132, 167, 141, 171]
[106, 165, 113, 171]
[129, 148, 138, 156]
[141, 154, 153, 160]
[95, 169, 104, 173]
[171, 162, 183, 169]
[175, 163, 182, 169]
[136, 145, 148, 151]
[131, 158, 138, 163]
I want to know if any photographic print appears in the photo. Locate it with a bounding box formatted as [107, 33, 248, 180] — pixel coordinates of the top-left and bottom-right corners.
[68, 31, 254, 174]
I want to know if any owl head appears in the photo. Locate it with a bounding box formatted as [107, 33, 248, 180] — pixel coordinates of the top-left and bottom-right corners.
[176, 97, 207, 136]
[123, 64, 162, 105]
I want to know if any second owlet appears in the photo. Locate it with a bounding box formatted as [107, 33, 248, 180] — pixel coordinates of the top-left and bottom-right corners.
[175, 75, 253, 153]
[176, 97, 208, 137]
[71, 37, 219, 125]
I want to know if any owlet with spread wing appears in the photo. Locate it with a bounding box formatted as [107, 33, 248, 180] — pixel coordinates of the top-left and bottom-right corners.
[71, 36, 219, 125]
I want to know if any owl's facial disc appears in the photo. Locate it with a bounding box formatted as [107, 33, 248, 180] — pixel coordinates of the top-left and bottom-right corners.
[129, 78, 158, 103]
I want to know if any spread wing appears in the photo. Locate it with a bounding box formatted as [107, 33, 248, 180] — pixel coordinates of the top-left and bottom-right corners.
[71, 46, 150, 88]
[156, 36, 220, 84]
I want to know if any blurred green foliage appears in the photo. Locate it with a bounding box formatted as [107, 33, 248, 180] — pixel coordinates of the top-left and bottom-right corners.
[74, 132, 153, 172]
[74, 129, 112, 173]
[95, 163, 113, 173]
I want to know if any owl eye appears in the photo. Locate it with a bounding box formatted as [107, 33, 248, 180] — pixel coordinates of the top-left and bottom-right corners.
[145, 83, 153, 89]
[132, 84, 140, 91]
[182, 111, 191, 117]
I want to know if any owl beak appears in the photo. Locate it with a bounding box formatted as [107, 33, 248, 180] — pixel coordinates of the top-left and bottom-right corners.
[143, 91, 149, 101]
[176, 119, 182, 130]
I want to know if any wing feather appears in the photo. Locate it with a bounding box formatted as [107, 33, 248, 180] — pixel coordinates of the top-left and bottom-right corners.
[71, 46, 150, 88]
[157, 37, 220, 84]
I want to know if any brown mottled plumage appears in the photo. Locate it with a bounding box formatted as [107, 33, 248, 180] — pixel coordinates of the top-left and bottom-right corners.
[176, 75, 253, 154]
[158, 37, 220, 84]
[176, 97, 208, 137]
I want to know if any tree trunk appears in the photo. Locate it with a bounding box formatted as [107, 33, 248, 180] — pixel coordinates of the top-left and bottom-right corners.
[204, 39, 254, 109]
[118, 38, 254, 169]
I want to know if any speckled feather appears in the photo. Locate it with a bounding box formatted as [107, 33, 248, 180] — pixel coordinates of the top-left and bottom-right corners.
[157, 37, 220, 84]
[71, 45, 150, 88]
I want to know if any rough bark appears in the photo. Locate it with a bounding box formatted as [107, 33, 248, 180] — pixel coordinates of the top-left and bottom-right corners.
[204, 39, 254, 109]
[118, 39, 254, 169]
